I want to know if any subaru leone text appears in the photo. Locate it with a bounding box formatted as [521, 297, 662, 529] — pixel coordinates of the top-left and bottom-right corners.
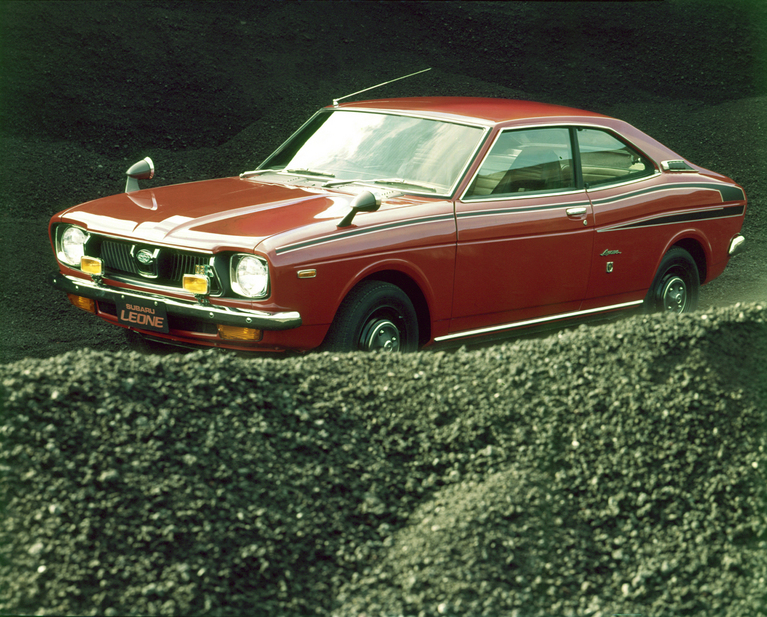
[49, 97, 746, 353]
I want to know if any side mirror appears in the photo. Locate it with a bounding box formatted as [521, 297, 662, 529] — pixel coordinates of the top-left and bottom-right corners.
[125, 157, 155, 193]
[337, 190, 381, 227]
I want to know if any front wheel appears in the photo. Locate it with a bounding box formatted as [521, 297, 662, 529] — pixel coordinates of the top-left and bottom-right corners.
[644, 247, 700, 314]
[323, 281, 419, 352]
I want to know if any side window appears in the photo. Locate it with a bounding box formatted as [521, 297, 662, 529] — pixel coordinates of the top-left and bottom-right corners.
[577, 128, 654, 187]
[465, 127, 575, 199]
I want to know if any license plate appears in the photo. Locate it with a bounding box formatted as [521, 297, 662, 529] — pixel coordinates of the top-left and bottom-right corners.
[117, 298, 169, 333]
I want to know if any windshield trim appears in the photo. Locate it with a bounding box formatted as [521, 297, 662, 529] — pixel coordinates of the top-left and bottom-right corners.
[327, 106, 496, 128]
[257, 108, 492, 199]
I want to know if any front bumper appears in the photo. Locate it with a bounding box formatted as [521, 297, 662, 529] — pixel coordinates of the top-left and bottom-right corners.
[50, 272, 302, 331]
[729, 234, 745, 256]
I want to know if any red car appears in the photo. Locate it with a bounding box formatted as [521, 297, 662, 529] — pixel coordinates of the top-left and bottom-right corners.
[49, 97, 747, 353]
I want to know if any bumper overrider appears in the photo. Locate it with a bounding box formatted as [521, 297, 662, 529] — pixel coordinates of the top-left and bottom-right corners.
[729, 233, 746, 256]
[50, 272, 302, 332]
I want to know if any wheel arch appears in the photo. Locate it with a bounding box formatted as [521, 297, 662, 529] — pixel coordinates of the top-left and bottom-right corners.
[671, 236, 708, 284]
[360, 270, 432, 346]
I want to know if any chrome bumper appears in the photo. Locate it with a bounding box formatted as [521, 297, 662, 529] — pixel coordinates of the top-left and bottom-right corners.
[729, 234, 745, 256]
[50, 272, 302, 330]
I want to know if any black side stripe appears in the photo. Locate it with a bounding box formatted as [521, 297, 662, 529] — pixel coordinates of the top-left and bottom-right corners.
[600, 205, 745, 232]
[457, 200, 592, 219]
[275, 213, 455, 255]
[589, 182, 745, 207]
[719, 185, 747, 202]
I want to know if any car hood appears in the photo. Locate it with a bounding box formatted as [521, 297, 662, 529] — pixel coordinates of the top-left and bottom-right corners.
[57, 177, 377, 252]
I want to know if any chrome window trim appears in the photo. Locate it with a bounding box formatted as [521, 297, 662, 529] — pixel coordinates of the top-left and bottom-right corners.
[459, 186, 589, 204]
[583, 171, 662, 193]
[459, 123, 578, 202]
[459, 121, 662, 202]
[328, 106, 497, 128]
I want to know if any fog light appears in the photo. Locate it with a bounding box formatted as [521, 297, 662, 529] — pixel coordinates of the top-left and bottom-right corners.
[67, 294, 96, 314]
[81, 256, 103, 276]
[217, 324, 262, 341]
[183, 274, 209, 295]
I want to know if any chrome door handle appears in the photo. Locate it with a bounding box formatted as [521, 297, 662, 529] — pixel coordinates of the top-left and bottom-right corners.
[566, 207, 587, 217]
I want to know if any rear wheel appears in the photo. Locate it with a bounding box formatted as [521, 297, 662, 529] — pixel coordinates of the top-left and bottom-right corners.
[323, 281, 419, 352]
[644, 247, 700, 314]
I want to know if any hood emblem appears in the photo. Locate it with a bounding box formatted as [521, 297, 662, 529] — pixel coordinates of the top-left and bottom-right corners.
[131, 246, 160, 279]
[136, 249, 155, 265]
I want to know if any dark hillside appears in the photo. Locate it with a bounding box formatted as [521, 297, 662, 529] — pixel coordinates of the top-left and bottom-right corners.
[0, 0, 765, 362]
[0, 2, 766, 615]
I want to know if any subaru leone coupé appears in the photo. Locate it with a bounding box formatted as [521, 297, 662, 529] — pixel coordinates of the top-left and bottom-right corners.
[49, 97, 746, 353]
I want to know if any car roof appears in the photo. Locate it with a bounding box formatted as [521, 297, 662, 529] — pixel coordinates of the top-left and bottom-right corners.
[333, 97, 609, 125]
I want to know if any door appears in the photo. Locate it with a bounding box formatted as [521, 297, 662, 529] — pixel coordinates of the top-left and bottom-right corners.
[450, 126, 594, 337]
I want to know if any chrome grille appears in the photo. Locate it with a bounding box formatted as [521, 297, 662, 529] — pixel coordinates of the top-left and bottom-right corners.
[102, 240, 138, 276]
[171, 252, 209, 281]
[99, 239, 217, 291]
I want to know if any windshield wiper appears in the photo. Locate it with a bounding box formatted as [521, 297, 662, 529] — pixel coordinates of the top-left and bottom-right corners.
[284, 168, 336, 178]
[239, 169, 274, 178]
[370, 178, 438, 193]
[323, 177, 437, 193]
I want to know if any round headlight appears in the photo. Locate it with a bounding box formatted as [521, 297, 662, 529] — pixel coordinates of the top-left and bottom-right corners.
[59, 226, 89, 267]
[231, 254, 269, 298]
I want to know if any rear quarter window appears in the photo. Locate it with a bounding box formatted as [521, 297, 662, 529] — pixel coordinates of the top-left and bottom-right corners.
[577, 127, 655, 187]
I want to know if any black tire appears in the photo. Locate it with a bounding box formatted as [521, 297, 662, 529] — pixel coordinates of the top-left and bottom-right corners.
[644, 247, 700, 314]
[323, 281, 419, 352]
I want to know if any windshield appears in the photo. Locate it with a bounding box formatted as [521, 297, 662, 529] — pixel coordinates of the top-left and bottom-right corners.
[260, 110, 486, 196]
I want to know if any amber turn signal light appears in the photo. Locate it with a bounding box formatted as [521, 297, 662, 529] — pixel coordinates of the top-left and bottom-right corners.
[67, 294, 96, 314]
[217, 325, 263, 341]
[183, 274, 210, 295]
[80, 256, 103, 276]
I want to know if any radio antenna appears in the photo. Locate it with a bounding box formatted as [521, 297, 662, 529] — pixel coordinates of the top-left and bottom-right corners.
[332, 68, 431, 107]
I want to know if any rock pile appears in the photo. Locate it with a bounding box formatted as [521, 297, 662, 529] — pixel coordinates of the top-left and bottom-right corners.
[1, 304, 765, 616]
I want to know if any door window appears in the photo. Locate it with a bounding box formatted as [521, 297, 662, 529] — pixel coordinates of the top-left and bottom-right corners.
[464, 127, 575, 198]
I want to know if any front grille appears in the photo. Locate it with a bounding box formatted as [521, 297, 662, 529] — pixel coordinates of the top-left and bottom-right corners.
[102, 241, 140, 276]
[98, 239, 219, 293]
[170, 252, 209, 281]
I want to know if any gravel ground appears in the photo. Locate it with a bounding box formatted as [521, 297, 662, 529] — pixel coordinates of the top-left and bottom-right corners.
[1, 1, 767, 615]
[1, 304, 766, 616]
[0, 0, 766, 362]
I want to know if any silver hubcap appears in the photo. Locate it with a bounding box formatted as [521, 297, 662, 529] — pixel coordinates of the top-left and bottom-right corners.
[661, 276, 687, 313]
[362, 319, 400, 352]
